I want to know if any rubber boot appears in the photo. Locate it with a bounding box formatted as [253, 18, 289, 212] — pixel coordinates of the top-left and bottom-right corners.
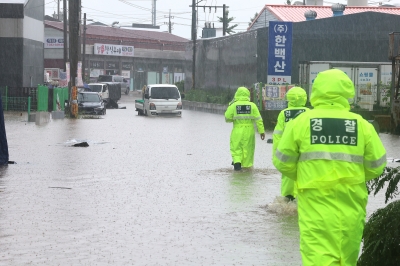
[234, 162, 242, 171]
[285, 195, 295, 201]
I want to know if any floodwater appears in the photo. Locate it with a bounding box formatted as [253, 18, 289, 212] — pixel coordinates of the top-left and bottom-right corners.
[0, 93, 399, 265]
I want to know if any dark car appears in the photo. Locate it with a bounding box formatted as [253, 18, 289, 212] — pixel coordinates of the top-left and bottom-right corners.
[78, 92, 106, 115]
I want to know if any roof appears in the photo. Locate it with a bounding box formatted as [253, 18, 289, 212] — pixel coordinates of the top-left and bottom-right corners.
[248, 4, 400, 29]
[45, 20, 188, 43]
[0, 0, 28, 3]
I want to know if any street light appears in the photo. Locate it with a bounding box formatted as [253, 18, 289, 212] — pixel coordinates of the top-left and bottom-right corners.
[82, 13, 94, 82]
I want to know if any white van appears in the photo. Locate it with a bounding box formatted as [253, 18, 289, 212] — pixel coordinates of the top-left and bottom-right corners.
[88, 83, 109, 102]
[97, 75, 129, 95]
[135, 84, 183, 116]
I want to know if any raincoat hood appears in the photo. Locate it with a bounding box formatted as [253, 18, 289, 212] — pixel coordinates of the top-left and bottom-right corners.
[234, 87, 250, 101]
[310, 69, 354, 110]
[286, 87, 307, 107]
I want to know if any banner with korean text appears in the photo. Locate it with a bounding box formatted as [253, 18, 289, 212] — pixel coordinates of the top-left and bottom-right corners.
[94, 43, 134, 57]
[263, 84, 294, 110]
[267, 21, 293, 85]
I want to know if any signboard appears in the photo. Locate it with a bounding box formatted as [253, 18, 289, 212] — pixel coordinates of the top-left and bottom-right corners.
[267, 21, 293, 85]
[174, 73, 185, 82]
[90, 69, 104, 78]
[106, 62, 119, 69]
[45, 68, 60, 80]
[356, 67, 377, 111]
[263, 85, 294, 110]
[44, 36, 64, 48]
[94, 43, 134, 57]
[66, 62, 70, 84]
[90, 61, 104, 69]
[76, 61, 84, 87]
[121, 70, 130, 79]
[122, 62, 132, 70]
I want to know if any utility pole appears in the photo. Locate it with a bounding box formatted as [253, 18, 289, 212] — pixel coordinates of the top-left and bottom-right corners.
[69, 0, 79, 117]
[78, 0, 82, 62]
[191, 0, 196, 89]
[57, 0, 60, 20]
[223, 4, 226, 36]
[152, 0, 157, 26]
[69, 0, 79, 87]
[63, 0, 68, 71]
[82, 13, 87, 81]
[190, 1, 226, 89]
[164, 9, 174, 33]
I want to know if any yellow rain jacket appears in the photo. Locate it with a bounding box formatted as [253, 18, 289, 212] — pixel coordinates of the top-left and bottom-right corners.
[225, 87, 265, 168]
[272, 87, 309, 198]
[273, 69, 386, 266]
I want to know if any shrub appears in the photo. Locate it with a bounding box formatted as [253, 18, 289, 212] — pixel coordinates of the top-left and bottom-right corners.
[357, 200, 400, 265]
[357, 166, 400, 265]
[183, 88, 235, 105]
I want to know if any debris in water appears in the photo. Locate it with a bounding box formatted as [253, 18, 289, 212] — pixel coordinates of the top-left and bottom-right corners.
[72, 142, 89, 147]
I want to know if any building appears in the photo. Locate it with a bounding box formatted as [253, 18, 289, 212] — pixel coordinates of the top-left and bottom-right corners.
[44, 20, 188, 90]
[0, 0, 44, 88]
[186, 3, 400, 90]
[248, 4, 400, 30]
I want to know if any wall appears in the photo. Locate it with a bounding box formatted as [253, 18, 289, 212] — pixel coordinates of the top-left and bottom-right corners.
[185, 30, 258, 90]
[0, 0, 44, 88]
[189, 12, 400, 91]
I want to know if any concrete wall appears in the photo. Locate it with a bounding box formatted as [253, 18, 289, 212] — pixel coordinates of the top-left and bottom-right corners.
[0, 0, 44, 88]
[182, 100, 227, 115]
[184, 30, 258, 90]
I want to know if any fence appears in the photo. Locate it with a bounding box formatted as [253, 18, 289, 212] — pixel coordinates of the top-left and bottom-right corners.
[257, 83, 391, 112]
[0, 86, 69, 113]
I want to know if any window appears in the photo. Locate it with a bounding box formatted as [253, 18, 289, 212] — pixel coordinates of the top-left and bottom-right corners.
[151, 87, 180, 99]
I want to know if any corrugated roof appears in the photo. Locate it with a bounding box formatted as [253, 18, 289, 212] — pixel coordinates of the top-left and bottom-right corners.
[249, 4, 400, 29]
[269, 4, 400, 21]
[45, 20, 188, 43]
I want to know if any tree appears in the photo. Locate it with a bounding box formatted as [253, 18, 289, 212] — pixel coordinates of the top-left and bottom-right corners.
[217, 11, 238, 35]
[248, 12, 259, 26]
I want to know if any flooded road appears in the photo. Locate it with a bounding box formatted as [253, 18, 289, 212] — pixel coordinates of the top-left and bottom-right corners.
[0, 93, 399, 265]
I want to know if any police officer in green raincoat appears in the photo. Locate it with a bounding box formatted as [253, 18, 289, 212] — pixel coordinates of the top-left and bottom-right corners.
[225, 87, 265, 171]
[272, 87, 309, 201]
[273, 69, 386, 266]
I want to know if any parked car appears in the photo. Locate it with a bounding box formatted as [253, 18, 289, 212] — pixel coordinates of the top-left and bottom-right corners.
[134, 84, 183, 116]
[97, 75, 129, 95]
[77, 91, 106, 115]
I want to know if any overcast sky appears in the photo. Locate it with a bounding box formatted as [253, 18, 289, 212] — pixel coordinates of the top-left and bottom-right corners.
[45, 0, 374, 39]
[43, 0, 289, 39]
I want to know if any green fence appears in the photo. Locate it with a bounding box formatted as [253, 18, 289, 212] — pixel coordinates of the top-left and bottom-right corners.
[37, 85, 48, 111]
[1, 86, 69, 113]
[52, 87, 69, 111]
[0, 86, 37, 112]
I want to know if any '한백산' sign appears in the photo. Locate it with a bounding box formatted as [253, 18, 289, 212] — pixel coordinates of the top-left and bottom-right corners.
[267, 21, 293, 85]
[94, 43, 134, 57]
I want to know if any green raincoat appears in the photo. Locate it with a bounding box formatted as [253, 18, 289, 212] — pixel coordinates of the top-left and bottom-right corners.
[225, 87, 265, 168]
[273, 69, 386, 266]
[272, 87, 309, 198]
